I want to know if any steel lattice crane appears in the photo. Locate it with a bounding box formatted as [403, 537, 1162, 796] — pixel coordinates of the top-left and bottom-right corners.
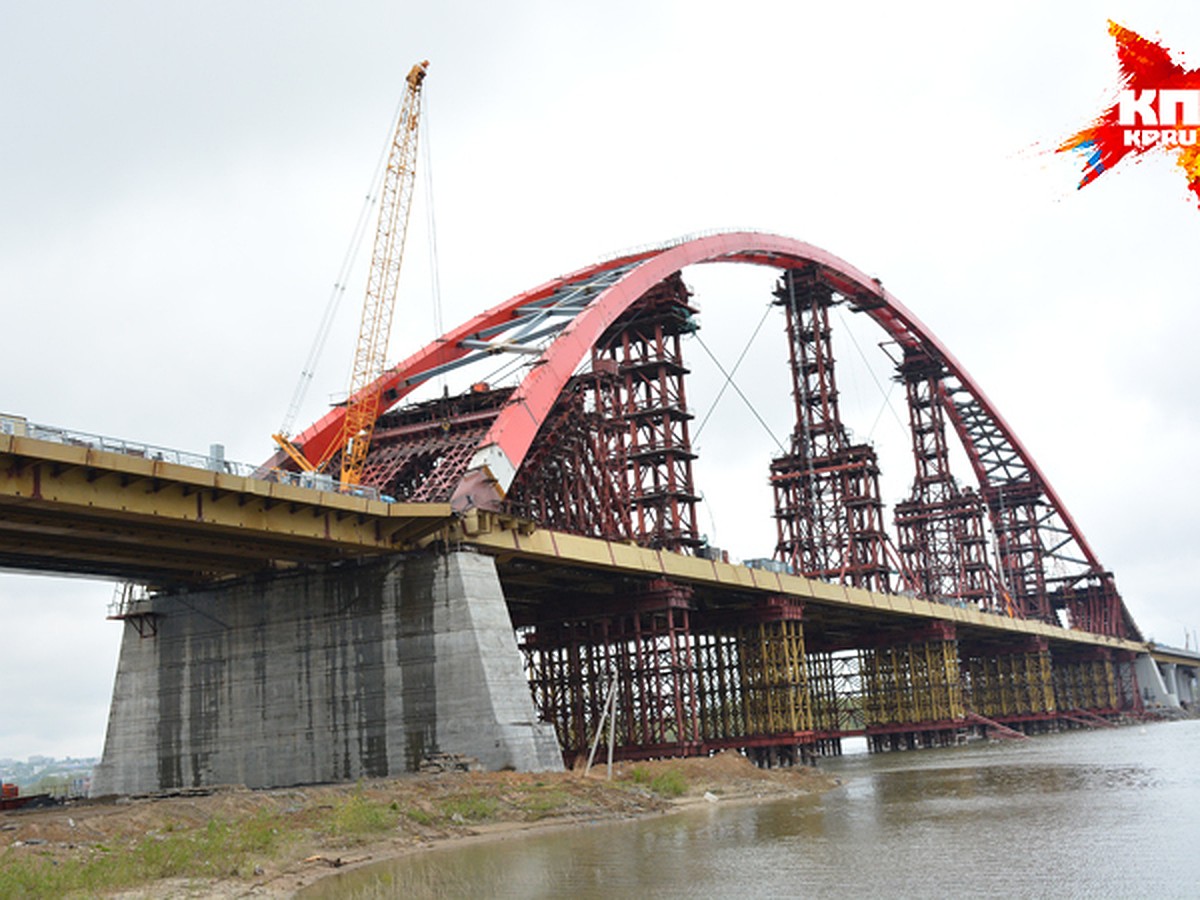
[274, 59, 429, 487]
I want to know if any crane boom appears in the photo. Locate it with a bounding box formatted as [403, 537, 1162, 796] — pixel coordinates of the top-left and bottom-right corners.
[273, 59, 429, 485]
[339, 59, 429, 486]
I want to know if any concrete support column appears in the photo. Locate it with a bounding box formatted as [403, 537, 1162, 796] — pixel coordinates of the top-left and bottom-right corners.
[1133, 654, 1181, 710]
[93, 550, 561, 795]
[1179, 668, 1198, 706]
[1162, 663, 1180, 706]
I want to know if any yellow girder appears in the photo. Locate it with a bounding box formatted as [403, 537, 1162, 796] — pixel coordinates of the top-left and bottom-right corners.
[0, 433, 451, 584]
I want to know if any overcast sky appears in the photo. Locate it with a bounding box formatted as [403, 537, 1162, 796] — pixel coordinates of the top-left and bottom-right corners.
[3, 1, 1199, 761]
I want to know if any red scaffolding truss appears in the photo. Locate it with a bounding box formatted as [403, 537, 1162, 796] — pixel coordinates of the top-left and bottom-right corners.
[278, 231, 1141, 641]
[771, 268, 890, 592]
[893, 348, 996, 609]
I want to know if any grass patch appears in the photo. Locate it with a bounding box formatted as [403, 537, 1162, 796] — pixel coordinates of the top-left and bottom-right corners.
[650, 770, 688, 798]
[405, 806, 434, 826]
[0, 811, 285, 899]
[325, 790, 398, 838]
[513, 787, 572, 819]
[436, 791, 500, 822]
[626, 765, 687, 797]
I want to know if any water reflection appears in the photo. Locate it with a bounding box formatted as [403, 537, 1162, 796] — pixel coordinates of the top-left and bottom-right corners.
[302, 720, 1200, 899]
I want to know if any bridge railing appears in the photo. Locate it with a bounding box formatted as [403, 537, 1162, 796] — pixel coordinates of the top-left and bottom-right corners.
[1, 414, 383, 501]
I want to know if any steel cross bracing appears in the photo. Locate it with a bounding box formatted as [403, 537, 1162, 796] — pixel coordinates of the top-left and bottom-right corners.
[893, 350, 994, 610]
[506, 370, 631, 539]
[278, 230, 1141, 642]
[939, 377, 1118, 627]
[407, 261, 645, 388]
[944, 382, 1091, 571]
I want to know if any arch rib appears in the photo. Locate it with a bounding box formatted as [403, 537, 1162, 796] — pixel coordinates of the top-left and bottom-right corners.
[447, 232, 1104, 585]
[282, 230, 1134, 637]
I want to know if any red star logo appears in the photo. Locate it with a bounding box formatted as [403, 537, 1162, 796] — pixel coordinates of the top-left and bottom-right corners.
[1060, 21, 1200, 206]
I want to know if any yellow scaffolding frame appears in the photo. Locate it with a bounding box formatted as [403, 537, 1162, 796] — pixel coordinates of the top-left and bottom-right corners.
[737, 619, 812, 735]
[860, 639, 964, 726]
[695, 616, 814, 741]
[1054, 657, 1118, 711]
[963, 650, 1056, 718]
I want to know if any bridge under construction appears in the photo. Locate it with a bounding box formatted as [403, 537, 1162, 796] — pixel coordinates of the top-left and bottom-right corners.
[2, 231, 1195, 793]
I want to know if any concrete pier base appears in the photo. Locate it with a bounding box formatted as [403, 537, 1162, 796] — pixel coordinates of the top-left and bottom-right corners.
[1135, 653, 1181, 711]
[93, 550, 561, 794]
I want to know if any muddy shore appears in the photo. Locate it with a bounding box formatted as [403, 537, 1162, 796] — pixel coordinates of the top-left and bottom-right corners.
[0, 753, 837, 898]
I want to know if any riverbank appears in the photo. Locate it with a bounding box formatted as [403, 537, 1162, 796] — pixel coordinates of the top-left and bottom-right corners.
[0, 753, 837, 898]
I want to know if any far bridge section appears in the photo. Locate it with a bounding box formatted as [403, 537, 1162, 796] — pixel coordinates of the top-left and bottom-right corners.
[1138, 644, 1200, 713]
[453, 511, 1154, 763]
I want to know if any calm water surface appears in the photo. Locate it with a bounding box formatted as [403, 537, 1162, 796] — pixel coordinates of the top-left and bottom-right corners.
[303, 719, 1200, 898]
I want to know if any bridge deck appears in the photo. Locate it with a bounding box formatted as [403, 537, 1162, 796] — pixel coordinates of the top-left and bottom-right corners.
[0, 433, 1163, 661]
[452, 510, 1148, 657]
[0, 434, 452, 583]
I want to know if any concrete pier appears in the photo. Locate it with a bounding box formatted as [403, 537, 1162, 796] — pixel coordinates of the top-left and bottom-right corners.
[1133, 652, 1200, 711]
[93, 550, 561, 794]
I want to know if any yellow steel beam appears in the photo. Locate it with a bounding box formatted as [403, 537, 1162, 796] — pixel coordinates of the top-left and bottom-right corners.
[0, 434, 452, 583]
[443, 511, 1150, 655]
[1148, 647, 1200, 667]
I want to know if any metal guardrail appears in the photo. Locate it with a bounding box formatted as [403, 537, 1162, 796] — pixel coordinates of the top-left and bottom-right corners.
[0, 413, 384, 501]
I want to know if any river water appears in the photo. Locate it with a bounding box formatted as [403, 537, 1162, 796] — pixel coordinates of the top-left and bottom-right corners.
[302, 719, 1200, 898]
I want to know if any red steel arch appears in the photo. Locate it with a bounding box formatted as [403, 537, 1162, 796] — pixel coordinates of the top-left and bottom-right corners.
[284, 231, 1138, 638]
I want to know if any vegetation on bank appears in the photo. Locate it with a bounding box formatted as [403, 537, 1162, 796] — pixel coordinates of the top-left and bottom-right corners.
[1, 810, 287, 897]
[1, 756, 823, 898]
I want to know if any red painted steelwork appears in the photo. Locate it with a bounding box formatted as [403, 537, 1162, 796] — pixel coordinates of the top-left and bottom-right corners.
[593, 274, 702, 552]
[276, 249, 661, 470]
[771, 268, 890, 592]
[285, 230, 1138, 639]
[894, 348, 995, 610]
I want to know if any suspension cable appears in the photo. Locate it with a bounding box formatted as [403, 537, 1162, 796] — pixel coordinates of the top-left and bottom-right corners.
[834, 307, 908, 441]
[693, 329, 787, 455]
[421, 91, 445, 390]
[277, 95, 405, 436]
[693, 301, 775, 441]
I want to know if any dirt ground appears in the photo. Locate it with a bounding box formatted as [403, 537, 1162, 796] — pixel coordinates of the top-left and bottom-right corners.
[1, 753, 838, 898]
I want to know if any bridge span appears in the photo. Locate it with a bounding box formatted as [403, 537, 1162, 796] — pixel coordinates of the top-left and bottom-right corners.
[2, 419, 1192, 790]
[2, 230, 1195, 792]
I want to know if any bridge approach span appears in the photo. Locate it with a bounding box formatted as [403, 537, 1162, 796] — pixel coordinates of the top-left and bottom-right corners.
[0, 431, 451, 583]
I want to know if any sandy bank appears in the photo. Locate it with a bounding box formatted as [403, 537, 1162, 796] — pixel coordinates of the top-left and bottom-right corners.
[0, 753, 837, 898]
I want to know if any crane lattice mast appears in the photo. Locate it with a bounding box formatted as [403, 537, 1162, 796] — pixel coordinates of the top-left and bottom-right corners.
[338, 59, 429, 487]
[272, 59, 429, 486]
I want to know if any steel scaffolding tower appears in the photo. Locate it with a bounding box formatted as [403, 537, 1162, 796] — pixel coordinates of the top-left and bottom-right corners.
[893, 348, 994, 608]
[771, 268, 889, 591]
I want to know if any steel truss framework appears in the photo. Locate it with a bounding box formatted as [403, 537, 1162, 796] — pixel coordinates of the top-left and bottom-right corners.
[518, 592, 1139, 765]
[894, 348, 995, 609]
[276, 231, 1147, 759]
[807, 650, 864, 739]
[771, 269, 890, 591]
[519, 589, 815, 765]
[281, 231, 1138, 641]
[591, 274, 702, 552]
